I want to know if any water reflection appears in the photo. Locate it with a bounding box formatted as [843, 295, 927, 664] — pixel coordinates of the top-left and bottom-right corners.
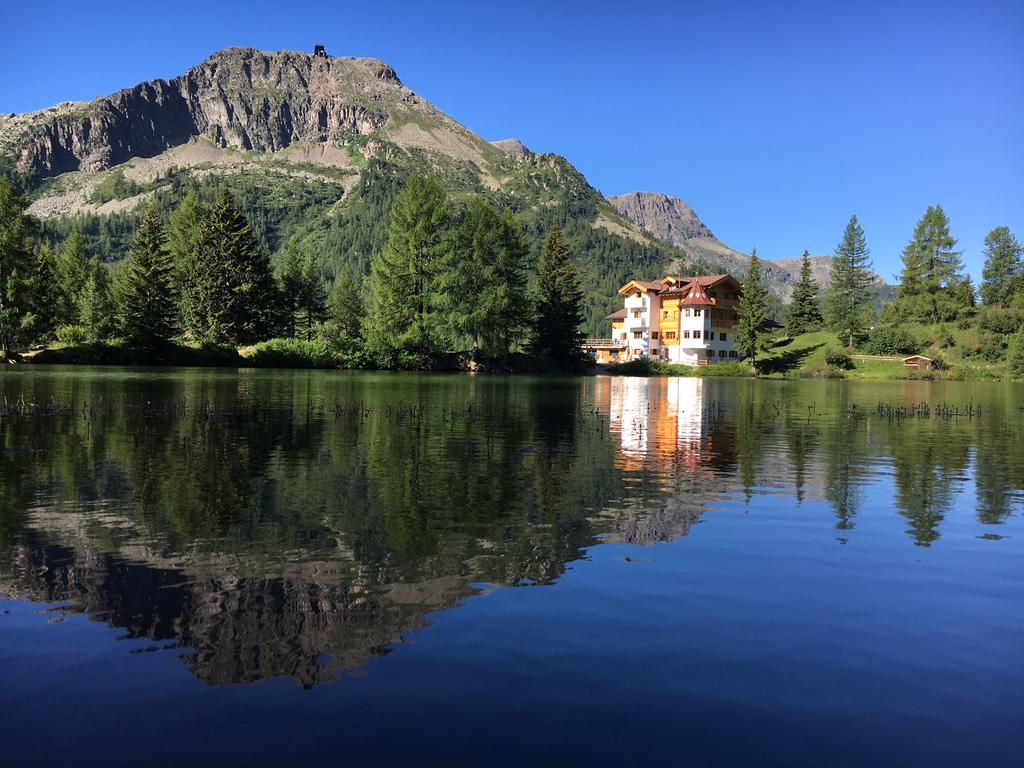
[1, 370, 1022, 686]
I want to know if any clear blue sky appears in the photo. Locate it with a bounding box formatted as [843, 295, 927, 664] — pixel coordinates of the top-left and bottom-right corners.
[3, 0, 1022, 280]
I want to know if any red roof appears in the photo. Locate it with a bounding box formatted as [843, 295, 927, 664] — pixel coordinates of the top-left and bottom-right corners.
[678, 280, 716, 306]
[605, 308, 628, 320]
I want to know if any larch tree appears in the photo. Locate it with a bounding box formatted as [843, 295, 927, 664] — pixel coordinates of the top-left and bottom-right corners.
[279, 243, 305, 338]
[26, 244, 61, 344]
[328, 268, 364, 342]
[366, 174, 452, 361]
[298, 250, 327, 341]
[892, 205, 964, 323]
[530, 224, 584, 365]
[824, 215, 874, 348]
[120, 204, 178, 348]
[55, 224, 92, 327]
[0, 176, 36, 355]
[180, 192, 278, 345]
[78, 257, 117, 342]
[980, 226, 1022, 306]
[735, 248, 770, 373]
[786, 250, 821, 336]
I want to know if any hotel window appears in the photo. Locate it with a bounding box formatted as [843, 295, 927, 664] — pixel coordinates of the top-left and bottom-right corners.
[719, 350, 727, 357]
[665, 331, 676, 340]
[720, 332, 727, 341]
[684, 309, 691, 317]
[632, 310, 642, 318]
[694, 309, 701, 317]
[651, 332, 659, 339]
[683, 330, 690, 339]
[729, 350, 737, 358]
[706, 349, 714, 358]
[633, 331, 642, 339]
[662, 310, 669, 319]
[693, 330, 701, 339]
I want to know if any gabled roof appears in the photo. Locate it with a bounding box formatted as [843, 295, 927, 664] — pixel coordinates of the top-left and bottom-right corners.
[605, 308, 628, 321]
[617, 279, 665, 296]
[678, 280, 716, 306]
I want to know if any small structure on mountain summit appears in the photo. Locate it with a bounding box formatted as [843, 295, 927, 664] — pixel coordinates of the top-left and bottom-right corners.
[313, 44, 327, 58]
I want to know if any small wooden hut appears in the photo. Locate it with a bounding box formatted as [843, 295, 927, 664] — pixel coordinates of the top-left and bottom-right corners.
[902, 354, 934, 371]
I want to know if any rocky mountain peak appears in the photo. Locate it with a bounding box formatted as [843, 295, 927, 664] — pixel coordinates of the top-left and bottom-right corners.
[607, 192, 715, 243]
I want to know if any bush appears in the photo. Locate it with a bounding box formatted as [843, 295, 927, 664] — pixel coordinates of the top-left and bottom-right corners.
[979, 307, 1024, 335]
[55, 325, 89, 345]
[962, 333, 1005, 363]
[800, 364, 847, 379]
[824, 347, 853, 369]
[1009, 333, 1024, 378]
[862, 326, 919, 356]
[240, 338, 338, 369]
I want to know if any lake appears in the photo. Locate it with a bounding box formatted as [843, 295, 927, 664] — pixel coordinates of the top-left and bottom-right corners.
[1, 367, 1022, 767]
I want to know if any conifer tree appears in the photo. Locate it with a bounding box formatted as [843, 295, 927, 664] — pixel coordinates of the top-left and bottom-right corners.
[55, 224, 92, 326]
[328, 268, 364, 341]
[367, 174, 452, 360]
[491, 209, 533, 355]
[980, 226, 1022, 306]
[79, 258, 116, 342]
[892, 205, 964, 323]
[735, 248, 770, 373]
[824, 215, 874, 348]
[120, 204, 178, 348]
[25, 244, 61, 344]
[530, 225, 583, 364]
[181, 192, 278, 345]
[0, 177, 36, 355]
[786, 250, 821, 336]
[1009, 332, 1024, 378]
[298, 250, 327, 341]
[279, 243, 305, 338]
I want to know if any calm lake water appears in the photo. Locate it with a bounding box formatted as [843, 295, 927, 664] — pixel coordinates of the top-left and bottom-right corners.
[1, 367, 1022, 766]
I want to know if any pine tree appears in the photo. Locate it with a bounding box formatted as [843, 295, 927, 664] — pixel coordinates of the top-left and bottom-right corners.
[786, 250, 821, 336]
[824, 214, 874, 348]
[530, 225, 584, 364]
[79, 258, 116, 342]
[120, 204, 178, 348]
[892, 205, 964, 323]
[735, 248, 770, 373]
[490, 209, 533, 355]
[298, 250, 327, 341]
[328, 268, 364, 341]
[0, 177, 36, 355]
[25, 244, 61, 344]
[279, 242, 305, 338]
[180, 192, 278, 345]
[980, 226, 1022, 306]
[55, 224, 91, 326]
[367, 175, 452, 360]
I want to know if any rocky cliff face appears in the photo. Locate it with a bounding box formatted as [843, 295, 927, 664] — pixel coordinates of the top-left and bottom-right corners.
[607, 192, 714, 242]
[0, 48, 412, 181]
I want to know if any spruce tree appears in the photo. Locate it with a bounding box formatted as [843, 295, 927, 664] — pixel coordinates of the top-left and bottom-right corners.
[298, 250, 327, 341]
[980, 226, 1022, 306]
[328, 268, 364, 341]
[530, 225, 584, 364]
[79, 258, 116, 342]
[279, 243, 304, 338]
[26, 244, 61, 344]
[892, 205, 964, 323]
[366, 174, 452, 360]
[181, 192, 278, 345]
[55, 224, 91, 327]
[786, 250, 821, 336]
[443, 198, 501, 355]
[735, 248, 770, 373]
[0, 177, 36, 355]
[491, 209, 533, 355]
[824, 215, 874, 348]
[120, 204, 178, 348]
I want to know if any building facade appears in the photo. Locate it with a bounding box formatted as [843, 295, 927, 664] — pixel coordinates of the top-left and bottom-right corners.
[588, 274, 744, 366]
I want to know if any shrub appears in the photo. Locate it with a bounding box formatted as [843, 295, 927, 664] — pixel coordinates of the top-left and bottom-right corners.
[962, 333, 1005, 363]
[824, 347, 853, 369]
[55, 325, 89, 345]
[862, 326, 919, 356]
[1009, 333, 1024, 378]
[979, 307, 1024, 335]
[800, 364, 847, 379]
[240, 338, 338, 369]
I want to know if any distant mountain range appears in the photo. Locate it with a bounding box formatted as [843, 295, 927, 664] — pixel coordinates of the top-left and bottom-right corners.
[0, 46, 883, 330]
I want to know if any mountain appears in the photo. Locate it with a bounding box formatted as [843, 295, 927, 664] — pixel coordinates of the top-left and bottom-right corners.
[1, 46, 708, 335]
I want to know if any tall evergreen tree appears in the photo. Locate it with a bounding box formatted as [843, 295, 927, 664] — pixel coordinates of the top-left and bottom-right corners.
[491, 209, 533, 355]
[786, 250, 821, 336]
[735, 248, 771, 373]
[0, 177, 36, 355]
[55, 224, 91, 326]
[79, 258, 117, 342]
[892, 205, 965, 323]
[328, 268, 364, 341]
[298, 250, 327, 341]
[980, 226, 1022, 306]
[530, 225, 584, 364]
[279, 243, 305, 338]
[824, 214, 874, 348]
[25, 244, 61, 344]
[180, 192, 278, 345]
[367, 174, 452, 360]
[120, 204, 178, 348]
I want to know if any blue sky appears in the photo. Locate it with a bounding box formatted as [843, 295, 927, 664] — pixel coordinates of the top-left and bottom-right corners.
[3, 0, 1022, 280]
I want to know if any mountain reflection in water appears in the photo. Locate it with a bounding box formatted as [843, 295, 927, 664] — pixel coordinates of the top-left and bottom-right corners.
[1, 369, 1022, 689]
